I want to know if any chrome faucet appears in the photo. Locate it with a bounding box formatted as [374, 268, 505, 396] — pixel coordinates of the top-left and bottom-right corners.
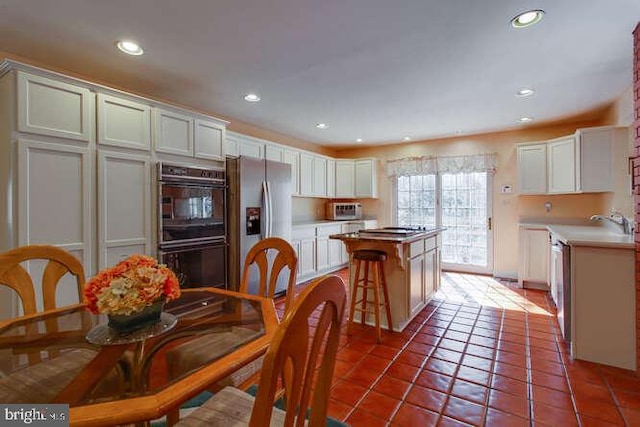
[589, 211, 634, 235]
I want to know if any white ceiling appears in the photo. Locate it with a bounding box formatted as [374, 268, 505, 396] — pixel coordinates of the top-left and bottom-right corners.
[1, 0, 639, 147]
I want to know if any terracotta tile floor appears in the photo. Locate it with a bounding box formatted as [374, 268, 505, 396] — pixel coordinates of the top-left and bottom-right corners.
[276, 269, 640, 426]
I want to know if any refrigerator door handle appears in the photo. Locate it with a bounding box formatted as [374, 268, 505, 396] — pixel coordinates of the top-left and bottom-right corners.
[261, 181, 269, 239]
[266, 181, 273, 237]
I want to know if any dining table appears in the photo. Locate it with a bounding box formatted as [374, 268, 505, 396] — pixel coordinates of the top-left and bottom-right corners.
[0, 287, 279, 426]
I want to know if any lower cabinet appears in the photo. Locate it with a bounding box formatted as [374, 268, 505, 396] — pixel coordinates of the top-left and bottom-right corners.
[518, 225, 549, 288]
[292, 221, 373, 283]
[408, 237, 440, 317]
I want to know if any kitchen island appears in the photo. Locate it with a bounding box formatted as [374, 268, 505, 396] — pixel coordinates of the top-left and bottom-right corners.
[330, 227, 443, 332]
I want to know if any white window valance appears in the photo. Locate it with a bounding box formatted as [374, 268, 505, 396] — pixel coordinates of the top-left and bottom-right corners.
[386, 153, 497, 177]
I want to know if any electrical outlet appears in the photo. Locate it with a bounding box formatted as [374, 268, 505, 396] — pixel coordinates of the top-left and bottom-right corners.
[544, 202, 552, 212]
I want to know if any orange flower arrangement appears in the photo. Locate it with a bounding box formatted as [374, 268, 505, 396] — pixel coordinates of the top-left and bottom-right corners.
[83, 254, 181, 315]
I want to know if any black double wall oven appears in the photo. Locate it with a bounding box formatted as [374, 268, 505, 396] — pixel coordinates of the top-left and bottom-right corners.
[157, 163, 227, 289]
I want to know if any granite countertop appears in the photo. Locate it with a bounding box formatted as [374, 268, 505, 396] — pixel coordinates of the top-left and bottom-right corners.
[330, 227, 444, 244]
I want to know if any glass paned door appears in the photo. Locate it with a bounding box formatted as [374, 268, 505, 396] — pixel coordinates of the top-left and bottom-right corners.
[396, 172, 492, 274]
[440, 172, 491, 273]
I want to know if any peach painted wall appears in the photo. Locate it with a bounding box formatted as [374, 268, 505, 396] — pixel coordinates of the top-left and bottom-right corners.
[334, 118, 633, 279]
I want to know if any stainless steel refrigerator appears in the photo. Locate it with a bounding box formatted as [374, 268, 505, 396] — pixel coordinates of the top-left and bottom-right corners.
[226, 156, 292, 295]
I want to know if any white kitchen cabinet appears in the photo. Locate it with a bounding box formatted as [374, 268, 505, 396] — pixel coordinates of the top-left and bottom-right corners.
[265, 143, 300, 195]
[354, 159, 378, 198]
[313, 156, 327, 197]
[292, 225, 317, 280]
[194, 118, 225, 161]
[576, 126, 615, 192]
[518, 225, 549, 288]
[153, 107, 194, 157]
[317, 224, 342, 272]
[97, 150, 153, 270]
[235, 133, 264, 159]
[517, 143, 547, 194]
[17, 71, 92, 142]
[547, 136, 576, 194]
[97, 93, 151, 151]
[408, 249, 425, 318]
[299, 153, 314, 196]
[16, 139, 92, 269]
[335, 160, 355, 198]
[326, 159, 335, 198]
[225, 133, 239, 157]
[316, 235, 329, 272]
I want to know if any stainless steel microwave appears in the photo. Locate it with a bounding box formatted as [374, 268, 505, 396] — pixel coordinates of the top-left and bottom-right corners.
[326, 202, 362, 220]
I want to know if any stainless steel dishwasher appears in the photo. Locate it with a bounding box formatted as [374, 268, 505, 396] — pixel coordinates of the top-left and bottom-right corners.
[550, 234, 571, 342]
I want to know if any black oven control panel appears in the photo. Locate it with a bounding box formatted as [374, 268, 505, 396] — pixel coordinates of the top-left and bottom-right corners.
[160, 163, 225, 184]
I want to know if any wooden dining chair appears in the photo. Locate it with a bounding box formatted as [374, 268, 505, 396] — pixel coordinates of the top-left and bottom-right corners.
[0, 244, 121, 403]
[0, 244, 86, 315]
[165, 237, 299, 397]
[174, 274, 347, 426]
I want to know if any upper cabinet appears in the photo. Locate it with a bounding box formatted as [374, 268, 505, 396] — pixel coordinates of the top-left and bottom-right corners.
[153, 107, 194, 157]
[194, 118, 225, 161]
[517, 126, 619, 195]
[335, 160, 355, 198]
[17, 71, 92, 142]
[226, 131, 263, 159]
[517, 143, 547, 194]
[97, 93, 151, 151]
[354, 158, 378, 198]
[547, 135, 576, 194]
[266, 144, 300, 195]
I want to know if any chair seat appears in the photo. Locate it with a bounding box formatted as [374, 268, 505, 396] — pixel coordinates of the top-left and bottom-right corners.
[165, 327, 263, 385]
[175, 386, 293, 426]
[353, 250, 386, 262]
[0, 348, 97, 403]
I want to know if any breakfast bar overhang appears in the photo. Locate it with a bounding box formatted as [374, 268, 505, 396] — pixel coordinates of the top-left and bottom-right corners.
[330, 227, 444, 332]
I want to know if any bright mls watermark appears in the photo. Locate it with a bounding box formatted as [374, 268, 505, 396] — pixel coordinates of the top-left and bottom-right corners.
[1, 405, 69, 426]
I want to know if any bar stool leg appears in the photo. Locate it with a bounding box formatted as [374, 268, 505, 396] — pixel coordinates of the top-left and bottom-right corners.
[379, 261, 393, 332]
[360, 260, 370, 326]
[348, 259, 362, 335]
[372, 261, 382, 343]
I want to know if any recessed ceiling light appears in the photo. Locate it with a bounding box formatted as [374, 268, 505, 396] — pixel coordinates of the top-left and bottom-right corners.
[517, 116, 534, 124]
[115, 40, 144, 56]
[402, 136, 411, 141]
[356, 138, 363, 143]
[516, 88, 534, 97]
[316, 123, 328, 129]
[454, 130, 465, 135]
[243, 93, 261, 102]
[511, 10, 545, 28]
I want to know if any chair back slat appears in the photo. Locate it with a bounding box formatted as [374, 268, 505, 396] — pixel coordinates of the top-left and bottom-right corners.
[249, 274, 346, 427]
[239, 237, 298, 314]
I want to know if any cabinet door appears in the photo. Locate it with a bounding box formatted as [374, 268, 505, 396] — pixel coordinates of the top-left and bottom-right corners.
[335, 160, 355, 198]
[238, 136, 264, 159]
[97, 150, 152, 270]
[265, 144, 284, 162]
[578, 127, 614, 192]
[517, 144, 547, 194]
[408, 254, 424, 316]
[226, 134, 239, 157]
[283, 149, 300, 196]
[328, 239, 343, 268]
[17, 72, 92, 142]
[326, 159, 336, 198]
[299, 153, 314, 196]
[299, 238, 316, 277]
[313, 157, 327, 197]
[518, 227, 549, 285]
[194, 118, 225, 160]
[424, 248, 437, 300]
[355, 159, 377, 198]
[340, 224, 351, 263]
[316, 236, 329, 271]
[17, 139, 92, 275]
[97, 93, 151, 150]
[547, 136, 576, 194]
[154, 108, 194, 156]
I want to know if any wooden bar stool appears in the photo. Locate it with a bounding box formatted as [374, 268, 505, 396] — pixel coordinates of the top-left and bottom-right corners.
[348, 249, 393, 342]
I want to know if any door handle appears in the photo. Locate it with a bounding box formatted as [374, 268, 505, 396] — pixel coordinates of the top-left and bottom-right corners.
[487, 217, 492, 230]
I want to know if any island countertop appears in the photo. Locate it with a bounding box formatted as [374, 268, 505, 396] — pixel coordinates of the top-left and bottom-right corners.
[329, 227, 445, 244]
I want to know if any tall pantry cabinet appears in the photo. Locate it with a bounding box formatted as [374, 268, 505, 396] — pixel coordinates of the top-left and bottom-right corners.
[0, 62, 228, 319]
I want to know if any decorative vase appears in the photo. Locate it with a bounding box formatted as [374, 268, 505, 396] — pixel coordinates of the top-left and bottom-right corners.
[107, 299, 165, 333]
